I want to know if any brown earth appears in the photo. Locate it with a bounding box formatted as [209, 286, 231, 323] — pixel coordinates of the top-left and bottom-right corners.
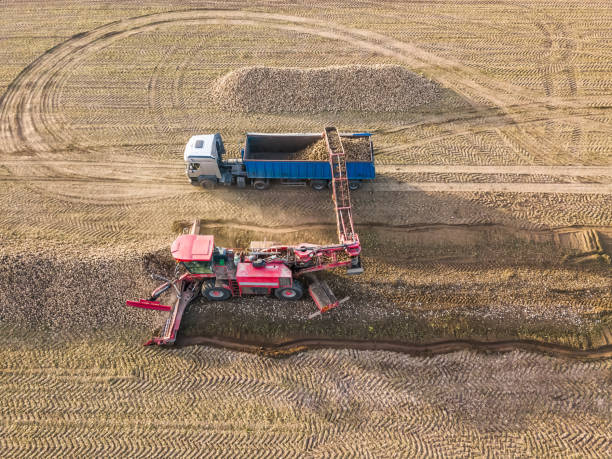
[2, 225, 609, 351]
[1, 334, 610, 457]
[0, 1, 611, 455]
[0, 0, 610, 347]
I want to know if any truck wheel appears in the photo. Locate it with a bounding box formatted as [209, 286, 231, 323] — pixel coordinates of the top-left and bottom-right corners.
[253, 180, 269, 190]
[203, 285, 231, 301]
[274, 279, 303, 300]
[310, 180, 327, 191]
[348, 181, 361, 191]
[201, 179, 217, 189]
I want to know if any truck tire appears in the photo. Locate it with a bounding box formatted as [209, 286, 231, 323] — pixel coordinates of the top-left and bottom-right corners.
[274, 279, 303, 300]
[348, 181, 361, 191]
[253, 179, 269, 190]
[310, 180, 328, 191]
[201, 178, 217, 189]
[203, 285, 231, 301]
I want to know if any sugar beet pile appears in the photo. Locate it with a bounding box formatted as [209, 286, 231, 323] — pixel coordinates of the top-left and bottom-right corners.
[212, 65, 442, 113]
[0, 249, 173, 331]
[289, 137, 371, 161]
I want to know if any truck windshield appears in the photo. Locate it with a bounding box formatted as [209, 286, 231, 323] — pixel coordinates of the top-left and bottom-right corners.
[183, 261, 213, 274]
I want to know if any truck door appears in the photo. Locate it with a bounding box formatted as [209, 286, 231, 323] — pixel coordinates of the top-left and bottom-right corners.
[198, 158, 222, 179]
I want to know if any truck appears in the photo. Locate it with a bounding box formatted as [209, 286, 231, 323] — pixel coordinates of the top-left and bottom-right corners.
[184, 131, 375, 190]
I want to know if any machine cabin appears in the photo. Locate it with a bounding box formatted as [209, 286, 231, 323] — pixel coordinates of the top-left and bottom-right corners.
[170, 234, 299, 300]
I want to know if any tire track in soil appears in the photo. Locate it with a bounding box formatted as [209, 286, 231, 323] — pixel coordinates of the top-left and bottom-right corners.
[0, 9, 592, 160]
[3, 159, 611, 176]
[179, 336, 612, 361]
[524, 1, 583, 164]
[0, 12, 609, 238]
[0, 7, 609, 235]
[372, 182, 611, 194]
[2, 181, 611, 247]
[2, 159, 610, 195]
[374, 104, 612, 164]
[1, 161, 609, 252]
[1, 177, 610, 195]
[1, 339, 610, 456]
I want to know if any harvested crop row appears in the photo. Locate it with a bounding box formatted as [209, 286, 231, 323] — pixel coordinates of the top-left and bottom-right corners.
[212, 65, 442, 113]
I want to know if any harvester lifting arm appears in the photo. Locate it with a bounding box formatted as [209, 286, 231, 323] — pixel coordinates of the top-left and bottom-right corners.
[126, 223, 201, 345]
[297, 127, 365, 317]
[302, 127, 363, 273]
[151, 274, 182, 298]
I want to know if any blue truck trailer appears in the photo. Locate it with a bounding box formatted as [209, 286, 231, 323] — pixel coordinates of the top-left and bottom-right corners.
[184, 131, 375, 190]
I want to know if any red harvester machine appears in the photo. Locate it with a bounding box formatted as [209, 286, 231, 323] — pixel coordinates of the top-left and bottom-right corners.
[127, 127, 364, 345]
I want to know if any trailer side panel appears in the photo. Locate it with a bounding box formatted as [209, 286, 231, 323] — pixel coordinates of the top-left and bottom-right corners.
[243, 133, 375, 180]
[243, 160, 375, 180]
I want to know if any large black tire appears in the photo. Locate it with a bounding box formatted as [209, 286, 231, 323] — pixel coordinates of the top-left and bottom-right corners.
[348, 181, 361, 191]
[201, 178, 217, 189]
[253, 180, 269, 190]
[203, 284, 231, 301]
[274, 279, 304, 300]
[310, 180, 328, 191]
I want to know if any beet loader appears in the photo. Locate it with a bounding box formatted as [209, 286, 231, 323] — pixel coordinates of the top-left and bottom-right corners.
[127, 127, 364, 345]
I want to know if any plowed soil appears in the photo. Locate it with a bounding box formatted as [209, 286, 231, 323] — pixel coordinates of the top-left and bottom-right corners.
[0, 0, 611, 455]
[1, 334, 611, 457]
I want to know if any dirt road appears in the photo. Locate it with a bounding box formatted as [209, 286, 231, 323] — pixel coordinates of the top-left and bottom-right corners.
[2, 158, 610, 192]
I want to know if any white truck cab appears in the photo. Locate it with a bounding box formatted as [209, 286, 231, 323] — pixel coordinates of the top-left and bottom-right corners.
[184, 134, 225, 184]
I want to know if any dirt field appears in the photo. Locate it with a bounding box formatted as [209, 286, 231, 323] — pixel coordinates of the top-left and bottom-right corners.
[1, 332, 611, 457]
[0, 0, 611, 455]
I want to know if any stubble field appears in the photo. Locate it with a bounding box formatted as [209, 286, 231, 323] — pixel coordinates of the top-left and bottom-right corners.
[0, 0, 611, 456]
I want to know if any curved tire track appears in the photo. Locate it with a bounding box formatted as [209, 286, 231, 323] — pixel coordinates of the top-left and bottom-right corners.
[0, 9, 586, 156]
